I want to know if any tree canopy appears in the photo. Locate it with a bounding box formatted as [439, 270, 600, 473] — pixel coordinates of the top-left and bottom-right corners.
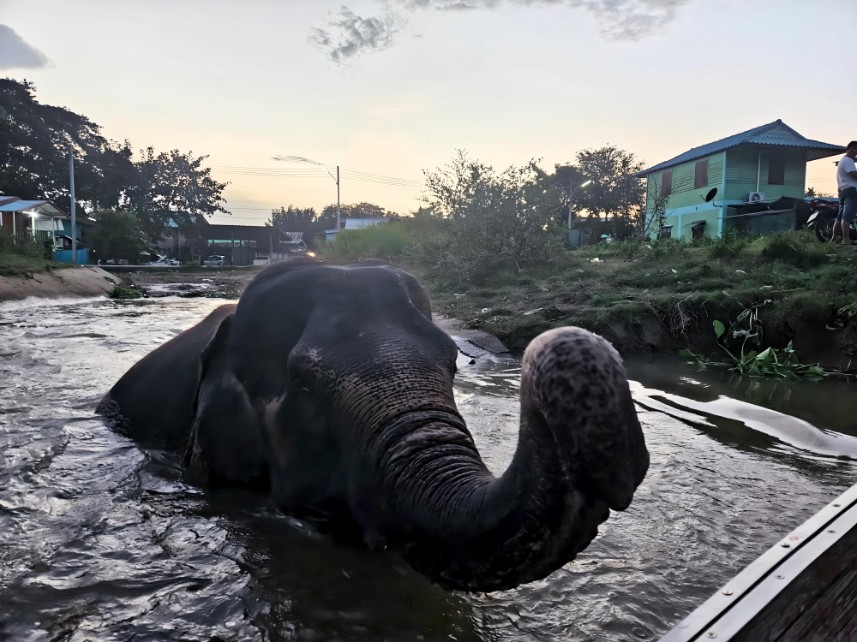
[413, 151, 565, 281]
[268, 202, 392, 245]
[87, 209, 149, 262]
[269, 205, 318, 230]
[0, 78, 229, 241]
[566, 145, 646, 238]
[0, 78, 135, 209]
[320, 201, 394, 221]
[126, 147, 228, 240]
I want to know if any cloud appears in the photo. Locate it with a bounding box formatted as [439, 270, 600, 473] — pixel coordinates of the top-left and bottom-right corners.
[395, 0, 691, 41]
[309, 6, 403, 63]
[311, 0, 690, 62]
[0, 24, 50, 70]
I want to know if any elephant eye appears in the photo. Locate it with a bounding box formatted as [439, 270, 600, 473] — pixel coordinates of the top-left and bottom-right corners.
[287, 346, 327, 384]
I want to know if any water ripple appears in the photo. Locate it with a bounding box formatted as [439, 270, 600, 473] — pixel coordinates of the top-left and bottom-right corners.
[0, 297, 854, 640]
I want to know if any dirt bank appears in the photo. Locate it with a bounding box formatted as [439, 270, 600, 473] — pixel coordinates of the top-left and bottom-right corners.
[118, 266, 264, 299]
[114, 257, 857, 374]
[0, 266, 122, 302]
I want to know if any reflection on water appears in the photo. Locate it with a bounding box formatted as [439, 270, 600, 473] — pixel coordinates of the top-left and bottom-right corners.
[0, 296, 855, 640]
[627, 356, 857, 438]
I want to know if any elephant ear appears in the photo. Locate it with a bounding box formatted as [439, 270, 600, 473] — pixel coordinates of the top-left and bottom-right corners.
[398, 269, 433, 320]
[185, 313, 269, 488]
[98, 304, 237, 450]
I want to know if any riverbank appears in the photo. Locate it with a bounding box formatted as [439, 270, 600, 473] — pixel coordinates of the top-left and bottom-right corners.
[114, 265, 512, 359]
[5, 232, 853, 372]
[108, 265, 263, 299]
[412, 233, 857, 373]
[0, 265, 121, 302]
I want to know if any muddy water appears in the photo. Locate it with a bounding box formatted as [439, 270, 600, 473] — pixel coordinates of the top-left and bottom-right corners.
[1, 296, 855, 641]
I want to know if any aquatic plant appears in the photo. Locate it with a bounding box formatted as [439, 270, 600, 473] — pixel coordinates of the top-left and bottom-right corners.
[681, 309, 826, 380]
[110, 284, 147, 299]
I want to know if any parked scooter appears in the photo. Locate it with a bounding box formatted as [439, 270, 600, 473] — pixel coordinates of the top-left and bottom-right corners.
[805, 197, 857, 242]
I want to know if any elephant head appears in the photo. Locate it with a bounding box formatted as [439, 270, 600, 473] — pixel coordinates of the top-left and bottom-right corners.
[98, 259, 648, 591]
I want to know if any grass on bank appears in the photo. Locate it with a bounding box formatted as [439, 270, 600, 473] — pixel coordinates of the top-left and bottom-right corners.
[0, 251, 64, 276]
[0, 234, 65, 276]
[321, 226, 857, 364]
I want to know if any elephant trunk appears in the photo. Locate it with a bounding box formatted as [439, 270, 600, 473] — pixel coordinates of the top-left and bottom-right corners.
[372, 328, 648, 592]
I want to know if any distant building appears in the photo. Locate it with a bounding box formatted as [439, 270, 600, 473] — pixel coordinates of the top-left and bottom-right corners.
[637, 120, 844, 240]
[0, 197, 67, 239]
[0, 197, 89, 263]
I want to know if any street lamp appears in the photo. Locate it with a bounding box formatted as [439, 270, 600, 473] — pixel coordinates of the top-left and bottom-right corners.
[568, 179, 592, 229]
[273, 155, 341, 234]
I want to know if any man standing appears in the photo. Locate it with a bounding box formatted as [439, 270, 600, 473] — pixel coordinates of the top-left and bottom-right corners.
[833, 141, 857, 245]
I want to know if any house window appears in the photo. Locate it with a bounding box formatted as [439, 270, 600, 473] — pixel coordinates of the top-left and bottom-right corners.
[691, 221, 706, 239]
[659, 225, 673, 239]
[661, 170, 672, 196]
[768, 154, 785, 185]
[694, 160, 709, 189]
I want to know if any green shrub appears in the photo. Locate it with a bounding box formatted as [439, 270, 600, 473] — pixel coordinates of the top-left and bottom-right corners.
[700, 233, 754, 259]
[758, 231, 828, 268]
[110, 284, 147, 299]
[323, 222, 412, 262]
[0, 233, 45, 258]
[646, 237, 688, 260]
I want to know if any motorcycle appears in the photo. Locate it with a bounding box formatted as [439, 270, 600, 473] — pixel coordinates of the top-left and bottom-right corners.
[805, 197, 857, 243]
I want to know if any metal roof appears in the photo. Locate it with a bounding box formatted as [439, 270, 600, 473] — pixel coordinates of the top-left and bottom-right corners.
[0, 199, 48, 212]
[0, 199, 68, 218]
[637, 120, 845, 177]
[344, 217, 390, 229]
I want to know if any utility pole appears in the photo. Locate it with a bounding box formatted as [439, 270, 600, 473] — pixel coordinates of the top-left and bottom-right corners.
[69, 143, 77, 264]
[271, 156, 341, 235]
[567, 180, 574, 229]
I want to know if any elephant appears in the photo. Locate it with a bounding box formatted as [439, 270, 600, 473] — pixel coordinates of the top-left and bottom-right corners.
[97, 259, 649, 592]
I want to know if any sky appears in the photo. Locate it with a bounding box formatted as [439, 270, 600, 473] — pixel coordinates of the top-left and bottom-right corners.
[2, 0, 856, 225]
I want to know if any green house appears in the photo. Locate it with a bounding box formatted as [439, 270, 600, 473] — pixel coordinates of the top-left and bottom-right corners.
[637, 120, 844, 240]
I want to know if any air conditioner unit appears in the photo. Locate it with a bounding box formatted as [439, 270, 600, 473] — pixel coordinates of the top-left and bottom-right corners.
[747, 192, 765, 203]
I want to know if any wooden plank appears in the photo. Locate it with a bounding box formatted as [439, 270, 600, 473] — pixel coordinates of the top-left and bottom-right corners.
[660, 483, 857, 642]
[729, 507, 857, 640]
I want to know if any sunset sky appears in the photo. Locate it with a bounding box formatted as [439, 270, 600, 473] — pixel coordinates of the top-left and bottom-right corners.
[2, 0, 855, 224]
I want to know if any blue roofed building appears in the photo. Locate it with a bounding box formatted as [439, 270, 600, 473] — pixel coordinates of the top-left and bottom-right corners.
[637, 120, 844, 240]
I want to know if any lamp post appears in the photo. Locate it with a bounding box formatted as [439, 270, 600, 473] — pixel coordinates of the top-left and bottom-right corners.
[567, 179, 592, 229]
[273, 155, 341, 234]
[69, 143, 77, 264]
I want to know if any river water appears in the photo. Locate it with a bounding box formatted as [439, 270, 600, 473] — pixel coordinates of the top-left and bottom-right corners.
[1, 295, 855, 641]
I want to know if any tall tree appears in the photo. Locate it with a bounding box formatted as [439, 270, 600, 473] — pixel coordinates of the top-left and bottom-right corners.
[0, 78, 135, 209]
[570, 146, 645, 239]
[320, 201, 394, 221]
[126, 147, 229, 241]
[268, 205, 317, 231]
[550, 163, 591, 227]
[420, 151, 564, 279]
[88, 209, 149, 263]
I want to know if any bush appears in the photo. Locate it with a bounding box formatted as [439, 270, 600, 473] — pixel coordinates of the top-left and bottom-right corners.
[700, 233, 755, 259]
[416, 153, 567, 282]
[758, 231, 828, 268]
[0, 233, 46, 258]
[322, 222, 411, 262]
[110, 283, 147, 299]
[647, 237, 688, 260]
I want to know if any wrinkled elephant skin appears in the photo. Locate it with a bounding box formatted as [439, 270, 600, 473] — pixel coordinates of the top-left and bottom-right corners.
[98, 259, 649, 591]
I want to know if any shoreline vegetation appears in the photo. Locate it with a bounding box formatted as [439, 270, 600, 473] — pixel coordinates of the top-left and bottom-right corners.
[2, 229, 855, 375]
[323, 227, 857, 375]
